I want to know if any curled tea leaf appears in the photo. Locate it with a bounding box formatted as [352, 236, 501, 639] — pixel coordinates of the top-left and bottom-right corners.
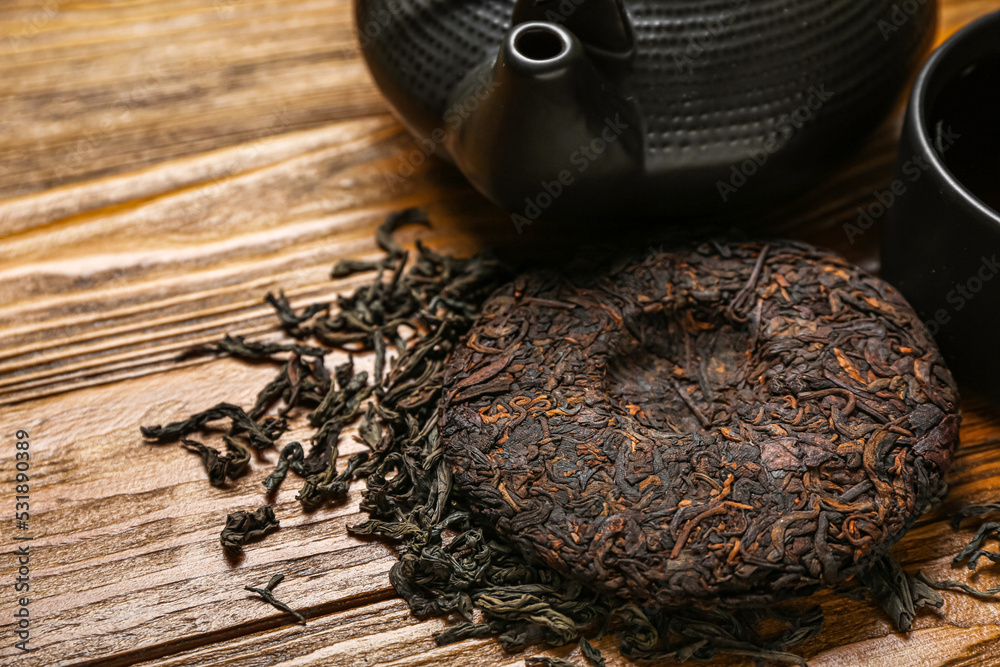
[579, 637, 605, 667]
[220, 506, 279, 555]
[179, 436, 250, 487]
[298, 452, 368, 509]
[263, 442, 304, 493]
[917, 570, 1000, 599]
[433, 621, 501, 646]
[266, 291, 329, 338]
[950, 504, 1000, 569]
[377, 207, 430, 258]
[141, 402, 283, 451]
[177, 334, 328, 361]
[525, 657, 577, 667]
[858, 553, 943, 632]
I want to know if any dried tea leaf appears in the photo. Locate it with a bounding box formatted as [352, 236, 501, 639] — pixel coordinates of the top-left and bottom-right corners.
[221, 506, 279, 555]
[245, 573, 307, 625]
[141, 402, 284, 451]
[179, 437, 249, 487]
[525, 657, 577, 667]
[377, 207, 430, 257]
[578, 637, 605, 667]
[298, 452, 368, 509]
[917, 570, 1000, 599]
[266, 290, 329, 338]
[858, 553, 946, 631]
[950, 504, 1000, 569]
[912, 504, 1000, 602]
[433, 621, 501, 645]
[263, 442, 304, 493]
[177, 334, 328, 361]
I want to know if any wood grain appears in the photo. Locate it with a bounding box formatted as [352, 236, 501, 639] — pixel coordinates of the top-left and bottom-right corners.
[1, 1, 999, 665]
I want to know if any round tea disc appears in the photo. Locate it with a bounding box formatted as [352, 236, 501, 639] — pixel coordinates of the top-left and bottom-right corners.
[441, 241, 959, 608]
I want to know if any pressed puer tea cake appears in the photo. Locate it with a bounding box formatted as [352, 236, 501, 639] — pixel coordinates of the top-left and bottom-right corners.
[442, 241, 960, 607]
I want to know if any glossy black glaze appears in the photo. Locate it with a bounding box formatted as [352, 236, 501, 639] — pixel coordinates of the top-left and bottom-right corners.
[356, 0, 936, 220]
[881, 9, 1000, 403]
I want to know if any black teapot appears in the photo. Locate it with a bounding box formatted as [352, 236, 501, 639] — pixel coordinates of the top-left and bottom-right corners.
[356, 0, 936, 223]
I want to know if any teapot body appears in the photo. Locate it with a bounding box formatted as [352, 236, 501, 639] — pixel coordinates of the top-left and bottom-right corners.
[357, 0, 936, 221]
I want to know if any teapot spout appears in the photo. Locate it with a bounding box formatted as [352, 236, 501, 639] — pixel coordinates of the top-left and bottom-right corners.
[445, 21, 641, 224]
[511, 0, 633, 60]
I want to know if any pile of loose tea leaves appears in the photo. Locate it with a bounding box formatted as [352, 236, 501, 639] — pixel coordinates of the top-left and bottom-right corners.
[141, 210, 1000, 665]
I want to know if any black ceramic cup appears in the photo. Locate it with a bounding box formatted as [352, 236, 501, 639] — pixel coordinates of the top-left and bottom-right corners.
[881, 10, 1000, 403]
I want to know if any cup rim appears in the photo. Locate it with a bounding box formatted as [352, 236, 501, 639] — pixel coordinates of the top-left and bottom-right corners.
[909, 9, 1000, 227]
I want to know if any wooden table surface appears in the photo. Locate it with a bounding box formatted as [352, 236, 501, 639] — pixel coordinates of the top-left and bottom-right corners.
[2, 1, 1000, 665]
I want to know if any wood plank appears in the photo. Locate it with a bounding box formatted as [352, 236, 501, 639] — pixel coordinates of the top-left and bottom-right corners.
[0, 117, 507, 405]
[0, 0, 384, 201]
[131, 597, 1000, 667]
[0, 371, 996, 666]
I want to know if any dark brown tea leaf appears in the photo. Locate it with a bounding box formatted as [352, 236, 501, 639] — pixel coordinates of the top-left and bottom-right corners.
[525, 657, 577, 667]
[859, 553, 943, 631]
[245, 573, 307, 625]
[917, 570, 1000, 599]
[578, 636, 605, 667]
[180, 436, 250, 487]
[141, 402, 285, 451]
[950, 503, 1000, 569]
[177, 334, 328, 361]
[221, 506, 279, 555]
[264, 442, 304, 493]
